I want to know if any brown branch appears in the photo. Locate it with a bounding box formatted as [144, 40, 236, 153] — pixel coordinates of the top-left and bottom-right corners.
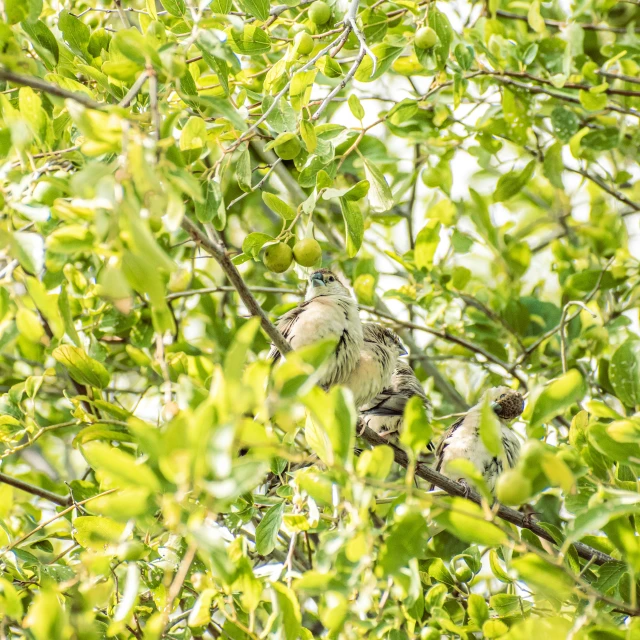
[597, 69, 640, 86]
[358, 425, 614, 566]
[180, 217, 291, 355]
[0, 67, 103, 110]
[495, 9, 640, 33]
[568, 168, 640, 212]
[0, 471, 70, 507]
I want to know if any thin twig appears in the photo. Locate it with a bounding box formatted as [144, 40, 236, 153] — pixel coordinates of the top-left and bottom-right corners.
[118, 71, 149, 108]
[167, 285, 302, 300]
[227, 158, 282, 209]
[496, 9, 640, 33]
[0, 471, 70, 506]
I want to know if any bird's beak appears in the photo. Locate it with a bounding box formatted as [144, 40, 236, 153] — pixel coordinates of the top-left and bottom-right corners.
[399, 345, 408, 356]
[310, 273, 325, 287]
[490, 401, 501, 412]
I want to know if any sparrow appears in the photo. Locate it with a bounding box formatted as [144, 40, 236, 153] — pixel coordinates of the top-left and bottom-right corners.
[434, 386, 524, 494]
[268, 269, 363, 388]
[342, 323, 407, 407]
[359, 361, 433, 439]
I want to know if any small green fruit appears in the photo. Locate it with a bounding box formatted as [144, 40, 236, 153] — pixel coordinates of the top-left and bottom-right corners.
[455, 565, 473, 583]
[309, 0, 331, 25]
[288, 22, 311, 37]
[293, 238, 322, 267]
[263, 242, 293, 273]
[273, 133, 302, 160]
[294, 31, 314, 55]
[415, 26, 438, 49]
[495, 469, 532, 506]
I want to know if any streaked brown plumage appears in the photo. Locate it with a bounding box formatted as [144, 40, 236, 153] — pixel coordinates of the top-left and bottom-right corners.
[342, 323, 407, 407]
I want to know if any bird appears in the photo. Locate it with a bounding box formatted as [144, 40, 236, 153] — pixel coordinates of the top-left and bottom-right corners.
[359, 361, 433, 440]
[268, 269, 363, 388]
[341, 323, 408, 407]
[434, 386, 524, 494]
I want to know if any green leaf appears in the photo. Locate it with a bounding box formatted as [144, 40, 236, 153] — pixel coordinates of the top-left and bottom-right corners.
[21, 20, 59, 67]
[414, 221, 441, 270]
[511, 553, 575, 600]
[348, 94, 365, 120]
[543, 141, 564, 188]
[609, 339, 640, 407]
[228, 26, 271, 56]
[479, 394, 503, 457]
[363, 159, 393, 213]
[73, 515, 126, 550]
[240, 0, 269, 20]
[339, 197, 364, 258]
[196, 180, 226, 229]
[58, 10, 90, 57]
[271, 583, 302, 640]
[81, 441, 161, 492]
[493, 160, 535, 202]
[467, 593, 489, 627]
[433, 498, 508, 546]
[378, 509, 429, 574]
[551, 107, 580, 141]
[263, 192, 296, 220]
[356, 445, 394, 480]
[400, 394, 432, 453]
[529, 369, 587, 428]
[52, 345, 110, 389]
[237, 147, 252, 192]
[160, 0, 186, 16]
[242, 232, 274, 259]
[490, 593, 531, 616]
[579, 89, 607, 112]
[255, 502, 284, 555]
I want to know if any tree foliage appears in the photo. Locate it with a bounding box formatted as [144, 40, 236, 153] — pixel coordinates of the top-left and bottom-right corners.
[1, 0, 640, 637]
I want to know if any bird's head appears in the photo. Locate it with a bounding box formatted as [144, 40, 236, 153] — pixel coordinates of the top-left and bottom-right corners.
[363, 323, 408, 356]
[306, 269, 350, 299]
[484, 386, 525, 421]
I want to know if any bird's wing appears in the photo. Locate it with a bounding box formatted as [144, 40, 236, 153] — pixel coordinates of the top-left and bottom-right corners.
[502, 428, 521, 469]
[267, 301, 309, 361]
[434, 417, 465, 473]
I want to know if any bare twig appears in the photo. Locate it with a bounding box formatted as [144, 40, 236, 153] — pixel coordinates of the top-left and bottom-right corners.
[118, 71, 149, 108]
[227, 158, 282, 209]
[180, 217, 291, 355]
[0, 471, 70, 507]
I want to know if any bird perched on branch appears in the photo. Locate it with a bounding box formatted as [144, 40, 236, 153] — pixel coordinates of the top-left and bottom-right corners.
[342, 323, 407, 407]
[359, 361, 432, 439]
[434, 386, 524, 494]
[268, 269, 363, 388]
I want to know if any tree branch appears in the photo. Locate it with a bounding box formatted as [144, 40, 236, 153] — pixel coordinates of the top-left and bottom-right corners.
[180, 217, 291, 355]
[0, 67, 103, 110]
[358, 425, 614, 566]
[0, 471, 70, 507]
[167, 285, 302, 300]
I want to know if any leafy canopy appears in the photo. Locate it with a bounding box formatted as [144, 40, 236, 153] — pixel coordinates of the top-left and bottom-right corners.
[1, 0, 640, 637]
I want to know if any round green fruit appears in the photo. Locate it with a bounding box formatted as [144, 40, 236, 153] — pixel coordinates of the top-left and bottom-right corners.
[415, 26, 438, 49]
[455, 565, 473, 583]
[309, 0, 331, 25]
[263, 242, 293, 273]
[293, 238, 322, 267]
[274, 134, 301, 160]
[495, 469, 532, 506]
[294, 31, 314, 55]
[288, 22, 311, 37]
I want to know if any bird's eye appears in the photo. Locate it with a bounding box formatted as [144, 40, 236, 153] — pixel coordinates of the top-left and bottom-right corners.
[328, 276, 334, 282]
